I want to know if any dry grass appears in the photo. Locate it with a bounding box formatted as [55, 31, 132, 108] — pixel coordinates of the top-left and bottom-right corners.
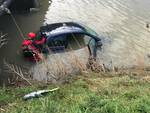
[0, 32, 7, 48]
[3, 60, 32, 86]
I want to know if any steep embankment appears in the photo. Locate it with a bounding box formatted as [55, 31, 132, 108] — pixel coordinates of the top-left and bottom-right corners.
[0, 72, 150, 113]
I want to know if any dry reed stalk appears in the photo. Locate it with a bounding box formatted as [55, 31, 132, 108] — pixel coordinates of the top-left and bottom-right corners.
[41, 40, 83, 81]
[135, 54, 147, 75]
[45, 52, 87, 82]
[87, 56, 103, 73]
[0, 108, 5, 112]
[69, 53, 87, 74]
[38, 46, 66, 82]
[42, 54, 68, 82]
[55, 57, 67, 76]
[3, 60, 32, 86]
[0, 32, 7, 48]
[102, 64, 106, 72]
[43, 58, 57, 80]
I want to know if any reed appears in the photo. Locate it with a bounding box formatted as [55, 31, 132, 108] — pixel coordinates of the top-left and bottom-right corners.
[0, 32, 7, 48]
[42, 52, 86, 83]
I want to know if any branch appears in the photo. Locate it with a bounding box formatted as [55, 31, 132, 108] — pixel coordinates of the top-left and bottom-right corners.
[3, 60, 32, 86]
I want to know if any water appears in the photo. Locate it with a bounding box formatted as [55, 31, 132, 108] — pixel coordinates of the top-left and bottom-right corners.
[1, 0, 150, 84]
[44, 0, 150, 69]
[0, 0, 49, 84]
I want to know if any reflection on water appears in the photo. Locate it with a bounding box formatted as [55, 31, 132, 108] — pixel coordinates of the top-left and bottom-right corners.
[0, 0, 49, 84]
[45, 0, 150, 68]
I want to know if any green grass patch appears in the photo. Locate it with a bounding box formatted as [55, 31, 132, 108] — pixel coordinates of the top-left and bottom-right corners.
[0, 73, 150, 113]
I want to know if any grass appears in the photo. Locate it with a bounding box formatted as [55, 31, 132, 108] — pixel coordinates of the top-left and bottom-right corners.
[0, 72, 150, 113]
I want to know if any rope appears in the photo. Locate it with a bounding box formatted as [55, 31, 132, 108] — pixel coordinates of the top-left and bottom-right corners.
[7, 8, 25, 40]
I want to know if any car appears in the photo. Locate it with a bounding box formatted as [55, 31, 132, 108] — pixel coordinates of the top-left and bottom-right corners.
[21, 22, 102, 61]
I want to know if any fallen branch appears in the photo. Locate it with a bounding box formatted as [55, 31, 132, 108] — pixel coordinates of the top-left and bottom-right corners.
[3, 60, 32, 86]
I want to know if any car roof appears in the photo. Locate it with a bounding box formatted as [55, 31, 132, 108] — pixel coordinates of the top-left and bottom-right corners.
[40, 22, 101, 41]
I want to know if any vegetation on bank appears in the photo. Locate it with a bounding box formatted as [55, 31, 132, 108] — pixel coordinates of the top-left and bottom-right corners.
[0, 72, 150, 113]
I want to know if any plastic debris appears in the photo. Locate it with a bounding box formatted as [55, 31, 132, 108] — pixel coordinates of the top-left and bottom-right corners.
[23, 87, 59, 100]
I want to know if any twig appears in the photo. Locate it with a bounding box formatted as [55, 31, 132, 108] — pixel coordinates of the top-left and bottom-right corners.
[3, 60, 32, 86]
[0, 108, 5, 112]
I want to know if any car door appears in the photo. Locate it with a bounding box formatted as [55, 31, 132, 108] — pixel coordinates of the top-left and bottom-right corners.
[88, 38, 97, 57]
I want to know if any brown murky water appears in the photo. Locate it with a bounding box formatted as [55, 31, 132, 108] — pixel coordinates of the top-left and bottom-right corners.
[44, 0, 150, 69]
[0, 0, 49, 84]
[1, 0, 150, 84]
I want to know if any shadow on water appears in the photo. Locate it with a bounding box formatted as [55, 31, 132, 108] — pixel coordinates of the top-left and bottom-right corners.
[0, 0, 49, 85]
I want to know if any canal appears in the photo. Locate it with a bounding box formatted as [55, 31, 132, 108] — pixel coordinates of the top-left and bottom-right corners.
[1, 0, 150, 84]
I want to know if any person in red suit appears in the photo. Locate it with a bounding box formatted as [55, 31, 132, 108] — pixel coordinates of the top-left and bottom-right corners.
[27, 32, 46, 50]
[21, 32, 46, 62]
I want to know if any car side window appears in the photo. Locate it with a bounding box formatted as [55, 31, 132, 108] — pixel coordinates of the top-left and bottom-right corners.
[47, 35, 67, 47]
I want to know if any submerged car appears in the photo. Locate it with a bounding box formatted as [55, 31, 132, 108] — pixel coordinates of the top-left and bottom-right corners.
[21, 22, 102, 61]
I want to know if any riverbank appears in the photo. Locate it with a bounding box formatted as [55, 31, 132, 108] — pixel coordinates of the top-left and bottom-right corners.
[0, 72, 150, 113]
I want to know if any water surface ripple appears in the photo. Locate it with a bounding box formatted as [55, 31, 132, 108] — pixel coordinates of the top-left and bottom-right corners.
[44, 0, 150, 68]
